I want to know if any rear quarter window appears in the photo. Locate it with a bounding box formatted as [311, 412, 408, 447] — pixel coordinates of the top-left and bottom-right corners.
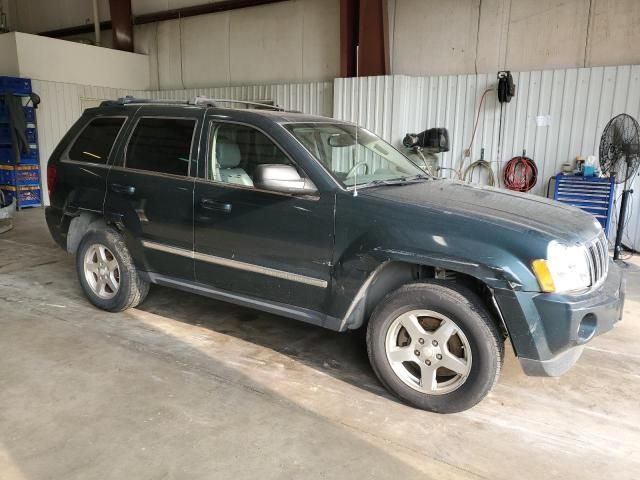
[125, 117, 196, 176]
[67, 117, 126, 164]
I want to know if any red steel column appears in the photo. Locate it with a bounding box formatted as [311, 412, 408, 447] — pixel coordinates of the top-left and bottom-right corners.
[109, 0, 134, 52]
[340, 0, 387, 77]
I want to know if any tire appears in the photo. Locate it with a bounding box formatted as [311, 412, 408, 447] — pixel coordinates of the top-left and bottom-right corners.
[76, 227, 149, 312]
[366, 281, 503, 413]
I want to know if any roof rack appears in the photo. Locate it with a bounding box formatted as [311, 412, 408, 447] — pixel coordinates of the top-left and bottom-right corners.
[100, 96, 293, 113]
[100, 96, 188, 107]
[190, 96, 286, 111]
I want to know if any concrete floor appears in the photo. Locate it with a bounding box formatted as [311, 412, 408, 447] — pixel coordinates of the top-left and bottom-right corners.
[1, 209, 639, 480]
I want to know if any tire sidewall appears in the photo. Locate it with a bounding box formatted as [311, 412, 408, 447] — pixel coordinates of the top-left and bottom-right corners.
[76, 228, 135, 312]
[367, 282, 501, 413]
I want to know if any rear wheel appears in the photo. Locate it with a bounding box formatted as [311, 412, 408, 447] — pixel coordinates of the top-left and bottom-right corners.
[367, 281, 503, 413]
[76, 228, 149, 312]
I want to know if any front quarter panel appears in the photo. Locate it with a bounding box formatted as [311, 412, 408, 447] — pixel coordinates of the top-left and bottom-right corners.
[328, 188, 547, 321]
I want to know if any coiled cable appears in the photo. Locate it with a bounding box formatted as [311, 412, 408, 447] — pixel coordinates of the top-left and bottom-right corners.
[503, 154, 538, 192]
[464, 149, 495, 186]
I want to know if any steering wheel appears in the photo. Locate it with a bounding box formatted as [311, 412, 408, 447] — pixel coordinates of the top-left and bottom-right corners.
[346, 162, 369, 178]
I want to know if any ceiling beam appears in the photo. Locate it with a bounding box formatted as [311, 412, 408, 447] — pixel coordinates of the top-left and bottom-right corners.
[134, 0, 288, 25]
[38, 0, 289, 38]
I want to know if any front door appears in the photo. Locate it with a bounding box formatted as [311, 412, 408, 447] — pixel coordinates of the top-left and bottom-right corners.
[193, 120, 334, 312]
[105, 108, 202, 280]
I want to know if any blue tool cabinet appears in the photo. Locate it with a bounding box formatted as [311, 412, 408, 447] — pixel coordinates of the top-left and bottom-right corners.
[0, 76, 41, 209]
[552, 174, 615, 235]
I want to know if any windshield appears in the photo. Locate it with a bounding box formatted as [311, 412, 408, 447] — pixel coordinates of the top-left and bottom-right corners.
[285, 123, 425, 188]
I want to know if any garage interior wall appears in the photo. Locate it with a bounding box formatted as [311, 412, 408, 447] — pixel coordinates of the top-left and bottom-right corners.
[333, 65, 640, 250]
[6, 0, 640, 87]
[147, 82, 333, 117]
[5, 0, 341, 89]
[387, 0, 640, 76]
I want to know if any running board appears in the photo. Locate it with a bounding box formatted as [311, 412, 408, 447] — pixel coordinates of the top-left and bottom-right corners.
[140, 272, 344, 331]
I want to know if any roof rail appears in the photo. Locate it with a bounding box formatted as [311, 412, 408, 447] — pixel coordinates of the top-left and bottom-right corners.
[99, 96, 188, 107]
[190, 96, 286, 111]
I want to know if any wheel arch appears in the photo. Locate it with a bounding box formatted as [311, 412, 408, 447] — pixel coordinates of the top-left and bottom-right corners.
[66, 211, 107, 254]
[340, 256, 512, 340]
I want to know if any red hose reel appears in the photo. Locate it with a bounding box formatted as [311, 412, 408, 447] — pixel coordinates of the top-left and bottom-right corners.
[502, 154, 538, 192]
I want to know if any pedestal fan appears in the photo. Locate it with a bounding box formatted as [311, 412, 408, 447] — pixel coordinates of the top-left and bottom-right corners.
[599, 113, 640, 260]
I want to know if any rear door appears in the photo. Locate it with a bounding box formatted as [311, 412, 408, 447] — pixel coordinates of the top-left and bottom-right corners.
[105, 106, 203, 280]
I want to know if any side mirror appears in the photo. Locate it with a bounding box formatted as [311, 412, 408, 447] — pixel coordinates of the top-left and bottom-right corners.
[253, 164, 318, 195]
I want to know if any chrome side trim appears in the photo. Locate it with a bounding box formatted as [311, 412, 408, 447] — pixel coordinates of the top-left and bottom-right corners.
[193, 251, 328, 288]
[141, 240, 327, 288]
[142, 240, 194, 259]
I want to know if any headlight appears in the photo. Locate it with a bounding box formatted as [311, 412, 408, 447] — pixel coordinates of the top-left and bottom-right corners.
[532, 241, 590, 293]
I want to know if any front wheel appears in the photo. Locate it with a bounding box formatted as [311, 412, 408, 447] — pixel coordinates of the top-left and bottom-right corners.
[76, 228, 149, 312]
[366, 281, 504, 413]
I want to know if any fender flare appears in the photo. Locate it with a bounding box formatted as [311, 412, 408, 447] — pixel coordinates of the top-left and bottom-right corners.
[338, 249, 520, 331]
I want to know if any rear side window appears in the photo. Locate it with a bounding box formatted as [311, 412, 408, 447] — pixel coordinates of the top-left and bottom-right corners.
[126, 117, 195, 176]
[68, 117, 126, 164]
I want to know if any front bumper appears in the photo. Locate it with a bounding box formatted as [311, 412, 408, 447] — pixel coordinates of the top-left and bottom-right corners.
[494, 259, 625, 376]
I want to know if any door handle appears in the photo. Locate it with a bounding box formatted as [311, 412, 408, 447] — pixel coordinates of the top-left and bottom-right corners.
[200, 198, 232, 213]
[111, 183, 136, 195]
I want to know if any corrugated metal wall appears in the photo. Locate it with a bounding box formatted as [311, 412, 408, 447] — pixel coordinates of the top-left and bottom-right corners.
[334, 66, 640, 249]
[148, 81, 334, 117]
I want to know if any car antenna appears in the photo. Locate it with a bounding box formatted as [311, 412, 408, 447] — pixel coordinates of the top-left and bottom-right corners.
[353, 45, 360, 198]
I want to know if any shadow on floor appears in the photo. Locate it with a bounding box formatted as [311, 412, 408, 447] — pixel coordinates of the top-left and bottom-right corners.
[136, 283, 396, 401]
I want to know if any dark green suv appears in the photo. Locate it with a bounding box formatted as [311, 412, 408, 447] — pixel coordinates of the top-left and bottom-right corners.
[45, 98, 625, 413]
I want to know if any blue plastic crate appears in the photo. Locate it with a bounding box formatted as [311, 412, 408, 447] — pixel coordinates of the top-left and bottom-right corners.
[24, 106, 35, 123]
[553, 174, 616, 235]
[0, 126, 36, 144]
[0, 185, 41, 208]
[0, 106, 35, 124]
[0, 146, 39, 165]
[0, 165, 10, 184]
[0, 77, 32, 95]
[0, 165, 40, 187]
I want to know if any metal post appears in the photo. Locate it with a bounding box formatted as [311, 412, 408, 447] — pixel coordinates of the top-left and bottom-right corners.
[92, 0, 101, 46]
[614, 188, 632, 260]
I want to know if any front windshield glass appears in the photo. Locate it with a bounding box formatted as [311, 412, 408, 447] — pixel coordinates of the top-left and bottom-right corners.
[285, 123, 425, 187]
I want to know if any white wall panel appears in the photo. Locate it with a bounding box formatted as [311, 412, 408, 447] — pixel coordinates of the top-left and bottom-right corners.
[334, 66, 640, 249]
[148, 81, 334, 117]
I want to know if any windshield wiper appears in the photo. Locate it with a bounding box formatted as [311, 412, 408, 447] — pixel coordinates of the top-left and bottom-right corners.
[356, 174, 431, 189]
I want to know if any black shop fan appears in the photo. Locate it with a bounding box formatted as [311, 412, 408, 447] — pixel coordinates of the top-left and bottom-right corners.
[599, 113, 640, 259]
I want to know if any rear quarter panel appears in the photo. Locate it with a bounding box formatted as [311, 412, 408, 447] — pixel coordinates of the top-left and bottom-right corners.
[46, 107, 135, 248]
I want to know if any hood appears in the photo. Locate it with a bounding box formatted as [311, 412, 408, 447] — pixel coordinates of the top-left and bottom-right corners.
[360, 179, 602, 242]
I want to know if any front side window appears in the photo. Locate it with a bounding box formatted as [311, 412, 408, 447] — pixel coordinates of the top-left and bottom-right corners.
[286, 123, 424, 187]
[68, 117, 126, 164]
[208, 122, 297, 187]
[126, 117, 195, 176]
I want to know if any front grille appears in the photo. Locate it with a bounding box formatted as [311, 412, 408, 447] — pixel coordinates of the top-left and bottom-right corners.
[585, 233, 609, 288]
